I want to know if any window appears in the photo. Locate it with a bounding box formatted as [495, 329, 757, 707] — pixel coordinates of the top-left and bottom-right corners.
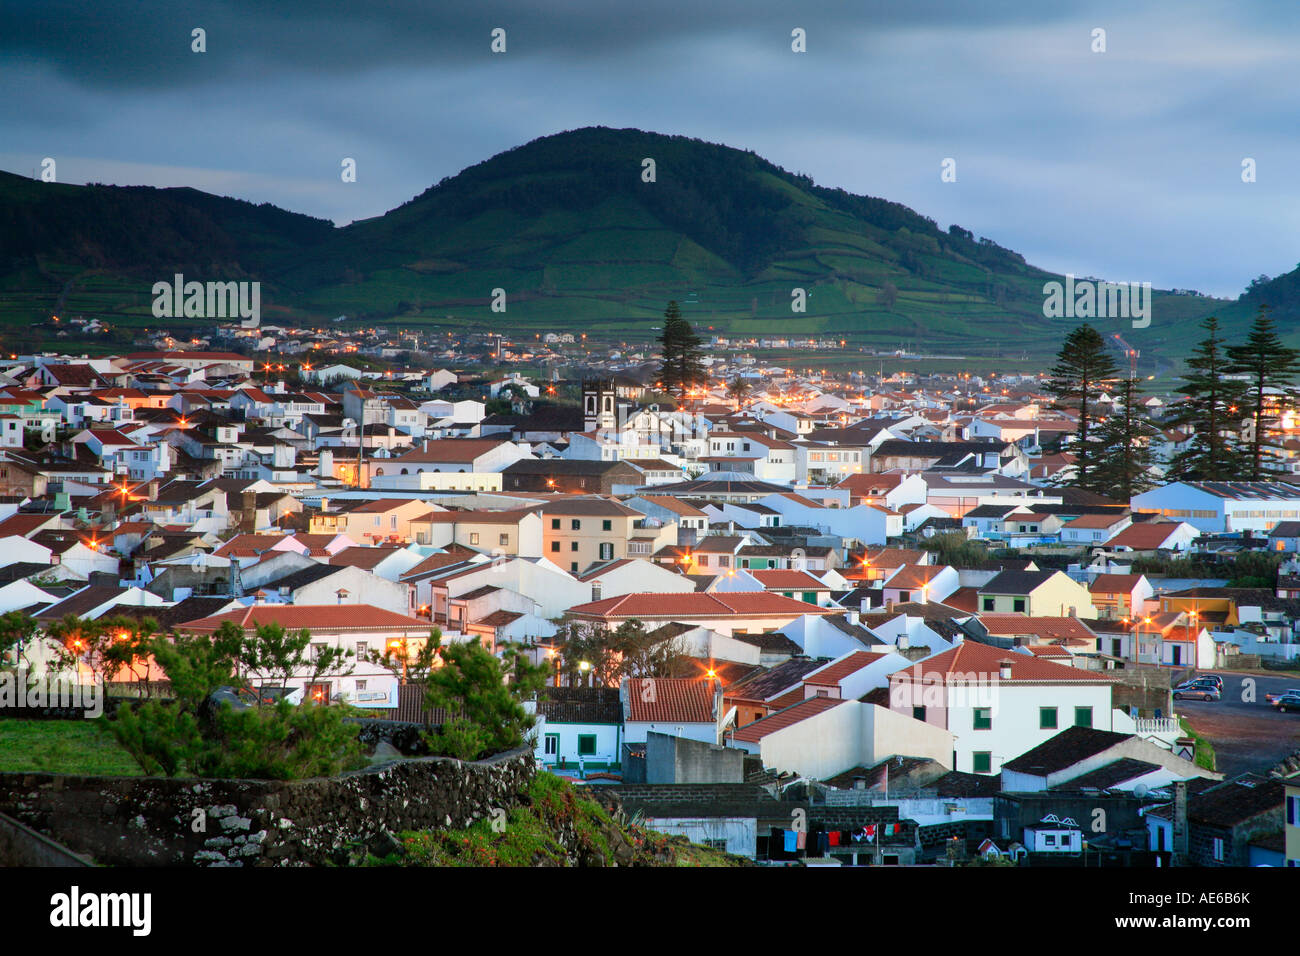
[570, 562, 578, 572]
[551, 518, 560, 530]
[571, 519, 581, 530]
[982, 597, 995, 611]
[1213, 838, 1224, 862]
[577, 735, 597, 756]
[1013, 598, 1026, 613]
[570, 541, 579, 551]
[972, 752, 992, 774]
[1040, 707, 1058, 730]
[1074, 707, 1093, 728]
[912, 706, 926, 721]
[355, 680, 366, 692]
[1044, 833, 1056, 847]
[499, 533, 509, 546]
[718, 556, 729, 567]
[550, 541, 560, 553]
[602, 520, 612, 531]
[356, 641, 368, 660]
[898, 590, 910, 603]
[599, 542, 613, 561]
[544, 734, 559, 756]
[311, 642, 327, 661]
[973, 708, 992, 730]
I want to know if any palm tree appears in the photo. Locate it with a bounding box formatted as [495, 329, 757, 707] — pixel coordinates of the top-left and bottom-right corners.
[727, 376, 752, 409]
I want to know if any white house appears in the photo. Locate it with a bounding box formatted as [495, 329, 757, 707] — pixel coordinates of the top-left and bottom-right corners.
[888, 639, 1115, 775]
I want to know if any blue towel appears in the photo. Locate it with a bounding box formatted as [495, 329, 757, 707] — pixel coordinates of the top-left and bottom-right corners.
[783, 829, 797, 852]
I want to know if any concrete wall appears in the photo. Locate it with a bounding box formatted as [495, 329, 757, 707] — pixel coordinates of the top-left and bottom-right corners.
[645, 732, 744, 784]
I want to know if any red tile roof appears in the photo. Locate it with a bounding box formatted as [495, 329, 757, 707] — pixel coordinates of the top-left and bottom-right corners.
[1089, 573, 1145, 593]
[751, 569, 828, 590]
[180, 604, 435, 632]
[730, 696, 844, 743]
[625, 677, 715, 723]
[978, 614, 1098, 643]
[1106, 522, 1188, 549]
[891, 639, 1112, 685]
[803, 650, 888, 687]
[569, 592, 833, 620]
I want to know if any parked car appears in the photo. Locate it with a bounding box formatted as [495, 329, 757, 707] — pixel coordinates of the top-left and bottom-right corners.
[1173, 685, 1220, 701]
[1174, 679, 1219, 693]
[1271, 693, 1300, 713]
[1265, 688, 1300, 705]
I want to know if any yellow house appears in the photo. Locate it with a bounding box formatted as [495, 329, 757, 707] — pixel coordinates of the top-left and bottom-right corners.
[408, 508, 544, 558]
[308, 498, 438, 545]
[977, 569, 1096, 618]
[1158, 590, 1239, 629]
[538, 498, 643, 575]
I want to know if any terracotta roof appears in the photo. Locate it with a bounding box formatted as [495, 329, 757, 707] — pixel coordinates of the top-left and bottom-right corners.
[1089, 573, 1145, 593]
[569, 591, 833, 620]
[180, 603, 435, 632]
[891, 639, 1112, 685]
[803, 650, 888, 686]
[730, 696, 844, 743]
[328, 546, 401, 570]
[1107, 521, 1188, 549]
[624, 677, 715, 723]
[751, 569, 828, 590]
[884, 563, 952, 591]
[978, 614, 1097, 643]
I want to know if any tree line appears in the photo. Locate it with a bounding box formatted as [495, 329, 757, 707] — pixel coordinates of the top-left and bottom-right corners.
[1048, 307, 1299, 498]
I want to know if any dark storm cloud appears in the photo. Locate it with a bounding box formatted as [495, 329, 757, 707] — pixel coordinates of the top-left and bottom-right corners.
[2, 0, 1299, 297]
[2, 0, 1097, 89]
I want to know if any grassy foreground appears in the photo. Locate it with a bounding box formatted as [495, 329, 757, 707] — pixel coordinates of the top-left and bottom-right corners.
[0, 717, 141, 776]
[372, 772, 748, 867]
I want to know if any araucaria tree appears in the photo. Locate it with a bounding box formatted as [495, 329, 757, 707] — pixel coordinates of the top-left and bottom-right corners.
[1093, 376, 1158, 499]
[657, 300, 705, 398]
[1168, 316, 1247, 481]
[1226, 305, 1300, 480]
[1046, 324, 1118, 495]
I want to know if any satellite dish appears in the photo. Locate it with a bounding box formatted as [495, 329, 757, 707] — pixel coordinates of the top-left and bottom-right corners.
[1133, 783, 1150, 799]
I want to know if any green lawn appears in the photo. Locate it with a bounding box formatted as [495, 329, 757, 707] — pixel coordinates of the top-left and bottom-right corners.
[0, 718, 141, 776]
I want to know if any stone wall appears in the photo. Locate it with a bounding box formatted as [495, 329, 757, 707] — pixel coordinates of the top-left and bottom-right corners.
[0, 748, 535, 867]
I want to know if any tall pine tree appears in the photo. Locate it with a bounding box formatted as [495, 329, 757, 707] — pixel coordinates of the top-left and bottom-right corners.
[1093, 375, 1158, 500]
[1226, 305, 1300, 480]
[657, 300, 705, 398]
[1046, 324, 1118, 495]
[1168, 316, 1248, 481]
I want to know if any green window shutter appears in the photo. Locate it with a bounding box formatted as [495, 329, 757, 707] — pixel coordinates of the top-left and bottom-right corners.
[1040, 707, 1058, 729]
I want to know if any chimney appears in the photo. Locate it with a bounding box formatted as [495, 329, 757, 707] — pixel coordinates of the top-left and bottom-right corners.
[146, 478, 160, 501]
[897, 634, 909, 650]
[847, 610, 859, 626]
[998, 660, 1013, 680]
[852, 775, 866, 791]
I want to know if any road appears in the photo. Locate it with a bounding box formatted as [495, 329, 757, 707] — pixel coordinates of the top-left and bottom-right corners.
[1173, 671, 1300, 777]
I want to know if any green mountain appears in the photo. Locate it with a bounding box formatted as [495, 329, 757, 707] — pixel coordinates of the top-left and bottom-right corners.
[0, 127, 1260, 361]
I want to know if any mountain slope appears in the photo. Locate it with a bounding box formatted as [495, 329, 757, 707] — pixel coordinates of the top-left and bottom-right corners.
[0, 127, 1252, 360]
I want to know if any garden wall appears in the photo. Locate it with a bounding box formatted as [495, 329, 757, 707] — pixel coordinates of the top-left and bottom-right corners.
[0, 748, 535, 867]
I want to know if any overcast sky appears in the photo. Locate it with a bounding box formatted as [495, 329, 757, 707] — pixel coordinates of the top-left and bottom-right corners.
[4, 0, 1298, 298]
